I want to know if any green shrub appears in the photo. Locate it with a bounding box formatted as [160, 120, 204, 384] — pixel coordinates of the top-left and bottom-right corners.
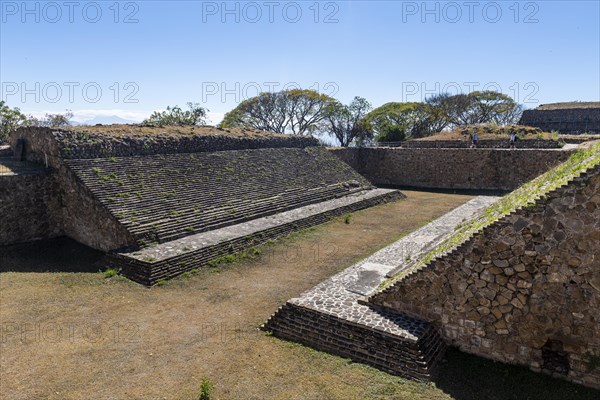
[198, 376, 214, 400]
[103, 268, 118, 278]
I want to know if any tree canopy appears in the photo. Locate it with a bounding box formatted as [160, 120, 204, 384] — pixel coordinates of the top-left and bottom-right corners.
[362, 91, 524, 143]
[364, 102, 430, 142]
[143, 102, 208, 126]
[220, 89, 336, 135]
[321, 96, 372, 147]
[0, 101, 27, 142]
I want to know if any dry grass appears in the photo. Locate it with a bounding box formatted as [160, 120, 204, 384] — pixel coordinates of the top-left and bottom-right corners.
[415, 125, 553, 142]
[537, 102, 600, 110]
[62, 124, 288, 139]
[1, 191, 597, 399]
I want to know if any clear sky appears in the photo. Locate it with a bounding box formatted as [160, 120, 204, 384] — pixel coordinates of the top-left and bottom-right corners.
[1, 0, 599, 124]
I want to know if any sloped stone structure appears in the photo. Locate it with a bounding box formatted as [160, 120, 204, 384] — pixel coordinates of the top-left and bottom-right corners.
[2, 126, 402, 284]
[263, 196, 500, 381]
[368, 149, 600, 389]
[65, 147, 376, 247]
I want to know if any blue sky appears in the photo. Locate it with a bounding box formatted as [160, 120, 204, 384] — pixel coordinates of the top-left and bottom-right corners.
[1, 0, 599, 124]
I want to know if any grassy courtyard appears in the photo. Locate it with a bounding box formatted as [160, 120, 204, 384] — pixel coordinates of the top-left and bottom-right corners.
[1, 190, 598, 400]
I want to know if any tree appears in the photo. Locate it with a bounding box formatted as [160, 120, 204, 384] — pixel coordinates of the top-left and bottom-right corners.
[322, 97, 372, 146]
[442, 91, 520, 127]
[422, 93, 455, 134]
[444, 93, 479, 127]
[470, 90, 519, 124]
[143, 102, 208, 126]
[364, 102, 429, 142]
[492, 102, 524, 125]
[220, 89, 336, 135]
[220, 92, 288, 133]
[0, 101, 27, 142]
[26, 110, 74, 128]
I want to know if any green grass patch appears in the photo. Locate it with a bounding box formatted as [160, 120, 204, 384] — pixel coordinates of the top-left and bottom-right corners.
[103, 268, 118, 278]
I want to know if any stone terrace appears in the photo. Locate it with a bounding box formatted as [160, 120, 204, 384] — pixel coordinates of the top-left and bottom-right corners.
[109, 188, 403, 285]
[263, 195, 500, 381]
[3, 125, 411, 285]
[67, 147, 374, 246]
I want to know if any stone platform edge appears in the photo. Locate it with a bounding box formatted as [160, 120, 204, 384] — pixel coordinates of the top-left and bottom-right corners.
[106, 190, 404, 285]
[261, 302, 446, 382]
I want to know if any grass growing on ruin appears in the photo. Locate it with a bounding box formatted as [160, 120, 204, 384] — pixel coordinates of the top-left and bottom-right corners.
[417, 124, 562, 142]
[380, 143, 600, 290]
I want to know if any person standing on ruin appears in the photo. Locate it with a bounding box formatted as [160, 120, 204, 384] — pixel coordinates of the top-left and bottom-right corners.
[471, 132, 479, 148]
[510, 132, 517, 149]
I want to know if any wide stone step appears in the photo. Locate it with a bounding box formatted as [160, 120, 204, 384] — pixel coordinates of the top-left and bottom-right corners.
[260, 195, 501, 382]
[106, 188, 403, 285]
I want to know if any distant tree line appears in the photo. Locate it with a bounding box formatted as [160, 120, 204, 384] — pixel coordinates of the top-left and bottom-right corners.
[218, 89, 523, 146]
[1, 89, 524, 147]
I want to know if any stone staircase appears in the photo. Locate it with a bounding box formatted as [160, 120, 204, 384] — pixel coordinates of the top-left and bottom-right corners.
[66, 147, 373, 246]
[107, 188, 403, 285]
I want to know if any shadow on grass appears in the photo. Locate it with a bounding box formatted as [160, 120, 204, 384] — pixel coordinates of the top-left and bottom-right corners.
[434, 347, 599, 400]
[0, 236, 104, 273]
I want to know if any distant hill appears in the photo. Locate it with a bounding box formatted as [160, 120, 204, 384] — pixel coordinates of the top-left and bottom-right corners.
[75, 116, 139, 126]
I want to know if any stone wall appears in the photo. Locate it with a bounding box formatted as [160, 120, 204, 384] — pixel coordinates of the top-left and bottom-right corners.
[399, 139, 564, 149]
[261, 303, 445, 382]
[10, 126, 319, 161]
[369, 165, 600, 389]
[0, 166, 135, 250]
[0, 172, 60, 244]
[330, 148, 575, 191]
[520, 108, 600, 134]
[55, 163, 136, 251]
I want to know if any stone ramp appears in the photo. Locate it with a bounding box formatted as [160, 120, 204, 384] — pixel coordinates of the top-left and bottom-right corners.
[262, 196, 500, 380]
[108, 188, 403, 285]
[66, 147, 372, 246]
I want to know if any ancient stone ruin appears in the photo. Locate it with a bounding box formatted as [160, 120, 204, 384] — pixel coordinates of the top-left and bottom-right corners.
[519, 102, 600, 134]
[1, 125, 401, 285]
[265, 143, 600, 389]
[1, 124, 598, 390]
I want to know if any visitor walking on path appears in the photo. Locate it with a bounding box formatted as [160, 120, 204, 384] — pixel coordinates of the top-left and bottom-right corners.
[510, 133, 517, 149]
[471, 132, 479, 148]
